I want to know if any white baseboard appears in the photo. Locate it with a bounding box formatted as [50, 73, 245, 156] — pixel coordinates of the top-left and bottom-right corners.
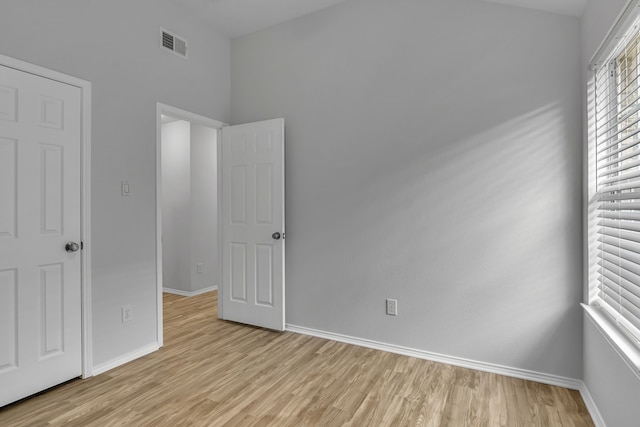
[285, 324, 582, 390]
[92, 343, 159, 376]
[163, 285, 217, 297]
[579, 383, 606, 427]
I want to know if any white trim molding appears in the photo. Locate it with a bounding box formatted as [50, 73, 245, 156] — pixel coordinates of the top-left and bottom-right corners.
[0, 53, 93, 379]
[163, 286, 218, 297]
[579, 383, 607, 427]
[589, 0, 640, 68]
[285, 324, 583, 390]
[582, 304, 640, 380]
[92, 343, 160, 377]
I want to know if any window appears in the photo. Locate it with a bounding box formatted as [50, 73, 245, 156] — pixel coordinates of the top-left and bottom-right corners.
[592, 23, 640, 349]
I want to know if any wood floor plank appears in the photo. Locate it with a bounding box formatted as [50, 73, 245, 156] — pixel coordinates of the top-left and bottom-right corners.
[0, 291, 595, 426]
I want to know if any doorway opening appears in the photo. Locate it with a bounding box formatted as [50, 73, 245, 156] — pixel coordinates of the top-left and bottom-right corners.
[155, 103, 225, 347]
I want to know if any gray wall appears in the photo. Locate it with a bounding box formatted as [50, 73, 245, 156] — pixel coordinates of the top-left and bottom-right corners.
[581, 0, 640, 425]
[231, 0, 584, 379]
[161, 121, 192, 293]
[190, 124, 218, 292]
[0, 0, 230, 367]
[583, 314, 640, 426]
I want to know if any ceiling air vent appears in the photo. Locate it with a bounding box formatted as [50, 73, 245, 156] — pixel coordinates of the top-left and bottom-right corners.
[161, 29, 187, 58]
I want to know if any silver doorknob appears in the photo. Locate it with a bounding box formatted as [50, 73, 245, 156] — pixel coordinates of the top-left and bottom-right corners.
[65, 242, 80, 253]
[272, 232, 281, 240]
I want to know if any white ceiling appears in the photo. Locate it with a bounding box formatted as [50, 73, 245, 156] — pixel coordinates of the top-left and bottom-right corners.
[171, 0, 349, 38]
[480, 0, 588, 17]
[172, 0, 588, 39]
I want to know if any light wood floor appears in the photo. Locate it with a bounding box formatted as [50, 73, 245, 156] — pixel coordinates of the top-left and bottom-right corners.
[0, 291, 594, 426]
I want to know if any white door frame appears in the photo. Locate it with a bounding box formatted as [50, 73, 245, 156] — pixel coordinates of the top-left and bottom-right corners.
[0, 53, 93, 378]
[155, 103, 226, 347]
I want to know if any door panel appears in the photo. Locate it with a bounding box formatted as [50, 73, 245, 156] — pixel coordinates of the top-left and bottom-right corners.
[0, 64, 82, 407]
[39, 263, 64, 357]
[231, 243, 248, 302]
[255, 244, 274, 306]
[41, 144, 64, 234]
[221, 119, 285, 331]
[0, 85, 17, 121]
[0, 268, 18, 372]
[0, 138, 17, 237]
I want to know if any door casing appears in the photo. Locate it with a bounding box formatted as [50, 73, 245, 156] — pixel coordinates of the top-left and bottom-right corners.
[155, 103, 226, 346]
[0, 53, 93, 378]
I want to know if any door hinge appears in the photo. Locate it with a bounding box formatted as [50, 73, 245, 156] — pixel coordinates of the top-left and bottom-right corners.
[81, 241, 84, 250]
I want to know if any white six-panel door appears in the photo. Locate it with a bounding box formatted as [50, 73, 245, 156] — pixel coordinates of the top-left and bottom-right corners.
[221, 119, 285, 331]
[0, 65, 82, 406]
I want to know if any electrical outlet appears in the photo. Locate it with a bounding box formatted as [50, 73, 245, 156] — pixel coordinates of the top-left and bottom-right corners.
[386, 299, 398, 316]
[122, 305, 132, 323]
[197, 263, 203, 274]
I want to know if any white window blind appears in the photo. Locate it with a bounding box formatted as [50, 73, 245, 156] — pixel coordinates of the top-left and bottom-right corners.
[594, 24, 640, 346]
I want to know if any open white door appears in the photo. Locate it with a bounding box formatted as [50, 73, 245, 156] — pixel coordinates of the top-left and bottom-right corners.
[0, 64, 82, 406]
[221, 119, 285, 331]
